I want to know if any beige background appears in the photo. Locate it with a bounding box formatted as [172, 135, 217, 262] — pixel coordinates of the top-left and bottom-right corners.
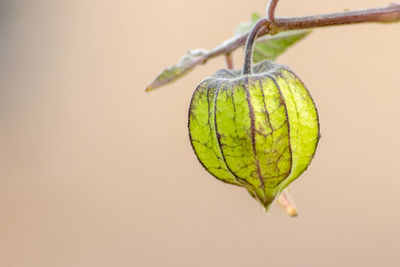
[1, 0, 399, 266]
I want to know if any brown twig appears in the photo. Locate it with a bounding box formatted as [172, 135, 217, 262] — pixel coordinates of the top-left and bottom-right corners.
[275, 4, 400, 31]
[146, 2, 400, 92]
[205, 2, 400, 67]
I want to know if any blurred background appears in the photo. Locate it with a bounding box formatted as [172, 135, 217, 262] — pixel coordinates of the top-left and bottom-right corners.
[0, 0, 399, 266]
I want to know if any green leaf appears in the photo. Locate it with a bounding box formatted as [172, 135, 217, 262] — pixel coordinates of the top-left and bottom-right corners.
[145, 49, 208, 92]
[235, 13, 311, 62]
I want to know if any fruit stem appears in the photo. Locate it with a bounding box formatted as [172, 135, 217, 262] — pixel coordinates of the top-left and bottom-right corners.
[266, 0, 280, 21]
[242, 18, 269, 75]
[243, 0, 279, 75]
